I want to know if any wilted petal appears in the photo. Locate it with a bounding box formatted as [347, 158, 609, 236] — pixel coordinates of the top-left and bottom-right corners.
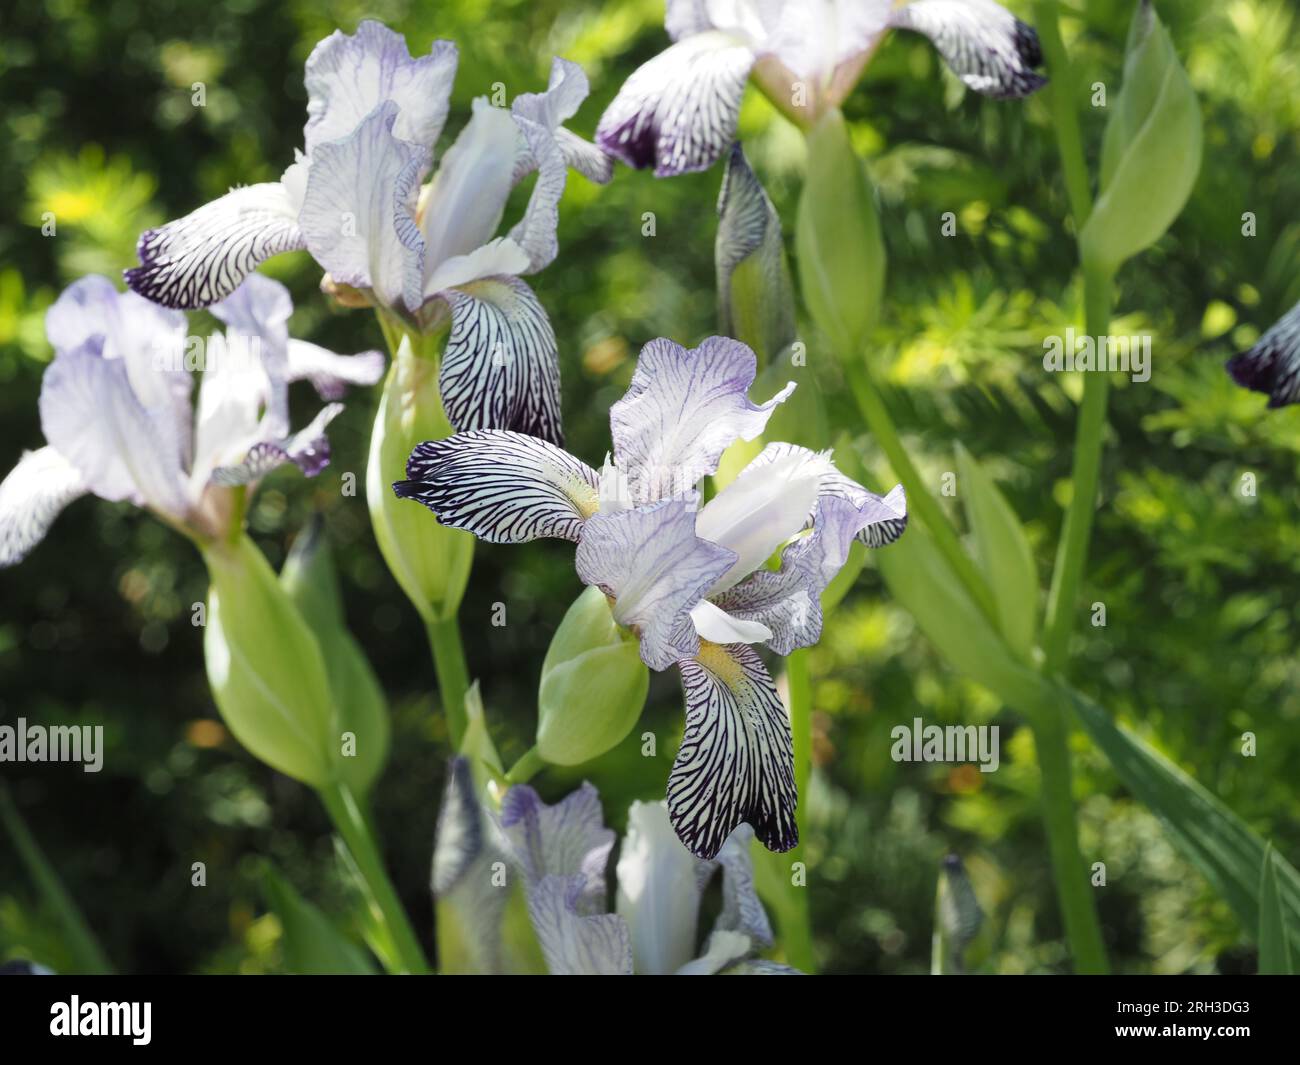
[39, 341, 187, 517]
[527, 874, 634, 975]
[299, 101, 429, 311]
[437, 277, 564, 446]
[615, 799, 710, 975]
[394, 429, 598, 543]
[210, 403, 342, 485]
[890, 0, 1047, 99]
[596, 32, 757, 177]
[125, 182, 306, 310]
[286, 339, 385, 400]
[0, 447, 87, 567]
[575, 500, 736, 671]
[668, 641, 797, 859]
[498, 783, 615, 914]
[1227, 298, 1300, 408]
[611, 336, 793, 503]
[304, 20, 458, 153]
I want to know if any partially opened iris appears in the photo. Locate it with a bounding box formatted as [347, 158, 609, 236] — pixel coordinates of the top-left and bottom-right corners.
[395, 336, 906, 858]
[596, 0, 1047, 176]
[125, 19, 609, 445]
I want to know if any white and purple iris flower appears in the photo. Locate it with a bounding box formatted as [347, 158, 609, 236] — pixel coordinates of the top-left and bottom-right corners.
[1226, 299, 1300, 409]
[125, 20, 610, 445]
[395, 336, 906, 859]
[0, 274, 382, 567]
[596, 0, 1047, 177]
[435, 758, 799, 974]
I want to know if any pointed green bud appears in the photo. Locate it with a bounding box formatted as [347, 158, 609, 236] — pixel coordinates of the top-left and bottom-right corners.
[1080, 0, 1202, 274]
[536, 586, 649, 766]
[280, 517, 390, 796]
[796, 109, 885, 357]
[202, 535, 335, 787]
[367, 334, 474, 623]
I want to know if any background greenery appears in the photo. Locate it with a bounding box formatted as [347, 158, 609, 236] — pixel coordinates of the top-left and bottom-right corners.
[1, 0, 1297, 974]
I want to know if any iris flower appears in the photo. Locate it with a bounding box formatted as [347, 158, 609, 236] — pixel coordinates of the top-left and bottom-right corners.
[596, 0, 1047, 177]
[1226, 299, 1300, 408]
[125, 20, 609, 444]
[434, 758, 799, 974]
[0, 275, 381, 566]
[395, 336, 906, 858]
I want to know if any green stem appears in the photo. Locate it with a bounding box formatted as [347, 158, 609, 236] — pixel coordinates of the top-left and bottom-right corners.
[427, 616, 471, 749]
[782, 650, 817, 973]
[505, 746, 546, 786]
[845, 360, 999, 625]
[1033, 1, 1094, 228]
[318, 780, 430, 974]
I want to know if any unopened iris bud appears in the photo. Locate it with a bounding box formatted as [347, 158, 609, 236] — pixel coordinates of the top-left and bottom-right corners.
[1080, 0, 1202, 274]
[536, 585, 649, 765]
[367, 334, 474, 623]
[796, 108, 885, 358]
[202, 535, 335, 787]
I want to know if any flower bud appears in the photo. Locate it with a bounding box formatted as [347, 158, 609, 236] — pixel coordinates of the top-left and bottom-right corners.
[1080, 0, 1202, 274]
[536, 586, 649, 766]
[280, 517, 390, 796]
[366, 334, 474, 623]
[202, 535, 335, 787]
[796, 108, 885, 357]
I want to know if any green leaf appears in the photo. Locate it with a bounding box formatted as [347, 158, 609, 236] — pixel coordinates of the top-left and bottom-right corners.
[955, 444, 1038, 656]
[261, 864, 376, 975]
[0, 783, 113, 974]
[1069, 690, 1300, 960]
[280, 518, 391, 796]
[1259, 844, 1296, 975]
[796, 108, 885, 357]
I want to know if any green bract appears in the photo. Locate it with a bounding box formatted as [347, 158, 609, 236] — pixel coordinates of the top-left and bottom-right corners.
[536, 585, 649, 766]
[1080, 0, 1202, 273]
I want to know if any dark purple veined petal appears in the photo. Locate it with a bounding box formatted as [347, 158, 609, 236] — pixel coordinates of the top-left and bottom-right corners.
[1226, 298, 1300, 408]
[0, 447, 87, 568]
[710, 564, 820, 656]
[498, 782, 615, 915]
[210, 403, 343, 485]
[668, 641, 797, 860]
[303, 20, 458, 154]
[610, 336, 793, 504]
[525, 874, 634, 975]
[889, 0, 1047, 100]
[575, 499, 736, 672]
[436, 276, 564, 446]
[394, 429, 598, 543]
[298, 101, 430, 312]
[595, 32, 756, 177]
[124, 183, 306, 310]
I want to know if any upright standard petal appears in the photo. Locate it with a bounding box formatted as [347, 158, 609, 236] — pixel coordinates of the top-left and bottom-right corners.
[890, 0, 1047, 99]
[394, 429, 598, 543]
[596, 32, 757, 176]
[299, 102, 429, 312]
[303, 21, 458, 153]
[498, 783, 615, 915]
[507, 108, 568, 274]
[575, 500, 736, 671]
[1226, 299, 1300, 408]
[0, 447, 87, 567]
[125, 183, 306, 310]
[667, 641, 797, 859]
[437, 277, 564, 446]
[615, 799, 710, 975]
[211, 274, 294, 437]
[513, 57, 613, 185]
[526, 874, 634, 975]
[610, 336, 793, 503]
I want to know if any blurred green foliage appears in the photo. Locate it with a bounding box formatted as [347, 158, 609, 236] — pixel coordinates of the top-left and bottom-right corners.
[1, 0, 1298, 975]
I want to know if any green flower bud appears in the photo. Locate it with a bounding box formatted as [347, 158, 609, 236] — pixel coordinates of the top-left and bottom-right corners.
[1080, 0, 1202, 274]
[367, 334, 474, 623]
[536, 586, 649, 766]
[280, 517, 390, 797]
[796, 108, 886, 357]
[202, 535, 335, 787]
